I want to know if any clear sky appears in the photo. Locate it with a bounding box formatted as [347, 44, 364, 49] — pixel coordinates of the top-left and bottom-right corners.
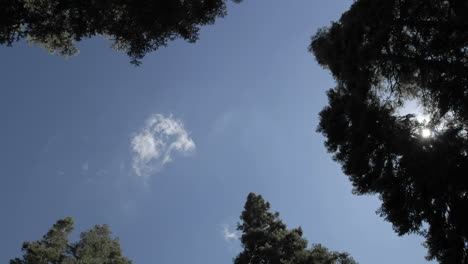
[1, 1, 433, 263]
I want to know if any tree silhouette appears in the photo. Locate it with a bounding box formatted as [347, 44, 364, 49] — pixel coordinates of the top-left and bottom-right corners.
[10, 217, 132, 264]
[0, 0, 242, 65]
[235, 193, 357, 264]
[310, 0, 468, 263]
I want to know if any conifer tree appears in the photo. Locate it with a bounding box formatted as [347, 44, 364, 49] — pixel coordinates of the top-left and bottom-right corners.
[235, 193, 357, 264]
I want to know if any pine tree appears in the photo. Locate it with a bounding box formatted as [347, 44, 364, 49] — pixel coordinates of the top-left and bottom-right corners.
[0, 0, 242, 65]
[310, 0, 468, 262]
[10, 217, 132, 264]
[235, 193, 357, 264]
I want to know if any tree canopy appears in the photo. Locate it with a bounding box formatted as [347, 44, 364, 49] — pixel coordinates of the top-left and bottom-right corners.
[235, 193, 357, 264]
[310, 0, 468, 263]
[10, 217, 132, 264]
[0, 0, 242, 65]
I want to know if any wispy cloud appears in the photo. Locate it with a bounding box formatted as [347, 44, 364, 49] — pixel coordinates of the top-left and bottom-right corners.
[223, 224, 240, 242]
[96, 168, 108, 177]
[82, 161, 89, 172]
[211, 109, 237, 135]
[131, 114, 195, 177]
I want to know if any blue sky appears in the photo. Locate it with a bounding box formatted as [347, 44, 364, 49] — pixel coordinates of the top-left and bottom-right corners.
[1, 1, 433, 263]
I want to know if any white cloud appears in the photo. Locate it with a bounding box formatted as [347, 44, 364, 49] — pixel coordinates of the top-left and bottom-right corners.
[131, 114, 195, 177]
[82, 161, 89, 172]
[223, 224, 240, 242]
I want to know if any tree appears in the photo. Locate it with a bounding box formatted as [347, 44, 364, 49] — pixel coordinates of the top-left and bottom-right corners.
[310, 0, 468, 263]
[10, 217, 132, 264]
[235, 193, 357, 264]
[0, 0, 242, 65]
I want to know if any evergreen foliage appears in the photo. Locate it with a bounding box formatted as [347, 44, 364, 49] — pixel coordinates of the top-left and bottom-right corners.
[0, 0, 242, 65]
[10, 217, 132, 264]
[310, 0, 468, 262]
[235, 193, 357, 264]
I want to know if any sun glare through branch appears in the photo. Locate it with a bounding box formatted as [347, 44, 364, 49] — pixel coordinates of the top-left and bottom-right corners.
[421, 128, 431, 138]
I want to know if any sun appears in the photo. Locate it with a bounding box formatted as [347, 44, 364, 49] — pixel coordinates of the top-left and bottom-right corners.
[421, 128, 432, 138]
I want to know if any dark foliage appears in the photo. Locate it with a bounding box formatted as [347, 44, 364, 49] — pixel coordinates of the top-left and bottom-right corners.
[235, 193, 357, 264]
[310, 0, 468, 263]
[0, 0, 242, 65]
[10, 217, 132, 264]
